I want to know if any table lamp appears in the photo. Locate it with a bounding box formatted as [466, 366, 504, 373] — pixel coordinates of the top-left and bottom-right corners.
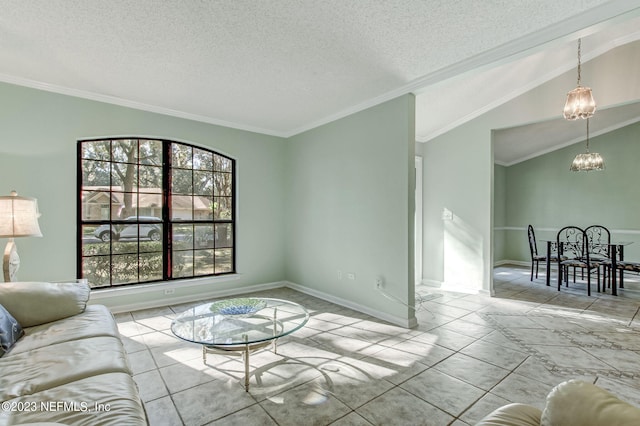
[0, 191, 43, 282]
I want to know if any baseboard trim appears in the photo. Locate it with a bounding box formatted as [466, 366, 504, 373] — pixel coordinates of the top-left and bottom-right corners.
[95, 278, 419, 328]
[93, 281, 286, 314]
[494, 260, 559, 270]
[284, 281, 418, 329]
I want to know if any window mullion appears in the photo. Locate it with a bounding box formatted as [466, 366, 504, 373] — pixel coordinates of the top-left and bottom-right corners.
[163, 141, 171, 281]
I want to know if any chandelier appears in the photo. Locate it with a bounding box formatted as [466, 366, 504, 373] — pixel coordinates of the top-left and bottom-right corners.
[570, 119, 604, 172]
[563, 38, 596, 120]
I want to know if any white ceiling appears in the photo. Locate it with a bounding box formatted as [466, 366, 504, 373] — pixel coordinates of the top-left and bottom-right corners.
[493, 101, 640, 165]
[1, 1, 640, 160]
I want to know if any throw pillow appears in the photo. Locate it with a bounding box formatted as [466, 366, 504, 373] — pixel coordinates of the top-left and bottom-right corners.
[0, 303, 24, 357]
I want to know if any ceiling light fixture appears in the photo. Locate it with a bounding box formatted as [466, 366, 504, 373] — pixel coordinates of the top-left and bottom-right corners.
[570, 119, 604, 172]
[563, 38, 596, 120]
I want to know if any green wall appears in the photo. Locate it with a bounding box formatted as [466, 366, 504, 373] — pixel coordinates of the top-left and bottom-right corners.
[494, 164, 507, 262]
[285, 95, 417, 327]
[0, 82, 287, 309]
[500, 121, 640, 263]
[0, 82, 417, 326]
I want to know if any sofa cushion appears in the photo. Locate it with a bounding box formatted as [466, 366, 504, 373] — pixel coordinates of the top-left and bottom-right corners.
[9, 305, 120, 355]
[0, 282, 90, 327]
[0, 372, 146, 426]
[0, 336, 131, 401]
[0, 304, 23, 357]
[541, 379, 640, 426]
[476, 403, 542, 426]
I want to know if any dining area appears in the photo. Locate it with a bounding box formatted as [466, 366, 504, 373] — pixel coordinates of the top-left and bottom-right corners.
[528, 224, 640, 297]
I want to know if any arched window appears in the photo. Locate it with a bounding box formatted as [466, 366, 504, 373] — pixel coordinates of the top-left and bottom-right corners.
[78, 138, 235, 288]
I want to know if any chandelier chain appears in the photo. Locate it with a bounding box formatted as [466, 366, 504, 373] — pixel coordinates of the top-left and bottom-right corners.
[585, 118, 590, 152]
[576, 38, 582, 86]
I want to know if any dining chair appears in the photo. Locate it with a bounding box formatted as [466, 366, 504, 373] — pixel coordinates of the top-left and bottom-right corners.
[611, 259, 640, 292]
[528, 225, 564, 281]
[556, 226, 599, 296]
[584, 225, 611, 291]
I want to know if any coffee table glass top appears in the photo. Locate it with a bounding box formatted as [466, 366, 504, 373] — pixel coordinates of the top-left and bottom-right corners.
[171, 297, 309, 346]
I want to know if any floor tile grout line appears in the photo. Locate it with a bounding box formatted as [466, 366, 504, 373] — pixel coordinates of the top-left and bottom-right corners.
[121, 265, 640, 425]
[455, 354, 535, 423]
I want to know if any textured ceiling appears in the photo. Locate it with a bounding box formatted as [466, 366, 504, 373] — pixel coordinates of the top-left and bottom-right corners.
[1, 1, 639, 159]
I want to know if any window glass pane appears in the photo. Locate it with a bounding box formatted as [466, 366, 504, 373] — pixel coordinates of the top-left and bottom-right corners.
[112, 254, 139, 285]
[111, 163, 138, 191]
[139, 253, 163, 282]
[194, 196, 213, 220]
[139, 165, 162, 190]
[82, 140, 111, 161]
[171, 169, 192, 194]
[214, 154, 232, 172]
[173, 251, 193, 278]
[112, 192, 137, 219]
[82, 160, 111, 186]
[193, 148, 213, 171]
[215, 223, 233, 248]
[81, 225, 110, 255]
[112, 139, 138, 164]
[92, 224, 115, 243]
[139, 140, 162, 166]
[193, 171, 213, 195]
[82, 256, 110, 288]
[137, 193, 162, 219]
[140, 222, 162, 242]
[194, 224, 214, 249]
[172, 144, 192, 168]
[213, 172, 232, 196]
[171, 195, 193, 220]
[140, 240, 162, 254]
[81, 190, 112, 221]
[213, 197, 232, 220]
[215, 249, 233, 273]
[113, 240, 138, 255]
[194, 249, 214, 275]
[172, 224, 193, 250]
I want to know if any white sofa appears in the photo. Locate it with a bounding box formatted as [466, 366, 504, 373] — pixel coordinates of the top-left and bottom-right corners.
[0, 281, 146, 425]
[477, 379, 640, 426]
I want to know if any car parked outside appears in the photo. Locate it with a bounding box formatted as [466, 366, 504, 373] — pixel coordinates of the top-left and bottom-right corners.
[93, 216, 162, 242]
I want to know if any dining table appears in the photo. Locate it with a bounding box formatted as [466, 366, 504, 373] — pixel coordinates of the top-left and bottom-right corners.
[544, 240, 632, 296]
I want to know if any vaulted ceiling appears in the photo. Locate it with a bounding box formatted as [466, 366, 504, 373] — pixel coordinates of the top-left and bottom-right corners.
[1, 1, 640, 163]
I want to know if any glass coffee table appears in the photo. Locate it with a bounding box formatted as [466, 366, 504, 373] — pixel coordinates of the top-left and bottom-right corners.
[171, 297, 309, 391]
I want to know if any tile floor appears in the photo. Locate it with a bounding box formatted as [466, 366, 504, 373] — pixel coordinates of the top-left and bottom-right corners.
[115, 266, 640, 426]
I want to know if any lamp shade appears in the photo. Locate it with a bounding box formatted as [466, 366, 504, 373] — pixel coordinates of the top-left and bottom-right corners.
[0, 191, 43, 238]
[563, 86, 596, 120]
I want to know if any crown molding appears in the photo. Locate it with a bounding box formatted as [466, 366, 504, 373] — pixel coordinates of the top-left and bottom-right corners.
[0, 73, 290, 138]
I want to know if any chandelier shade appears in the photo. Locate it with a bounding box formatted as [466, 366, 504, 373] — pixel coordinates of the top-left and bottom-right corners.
[563, 86, 596, 120]
[563, 38, 596, 120]
[570, 119, 604, 172]
[570, 152, 604, 171]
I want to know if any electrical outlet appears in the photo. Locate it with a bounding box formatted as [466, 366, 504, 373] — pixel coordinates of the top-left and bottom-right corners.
[164, 288, 175, 295]
[375, 276, 384, 289]
[347, 273, 356, 280]
[337, 270, 343, 280]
